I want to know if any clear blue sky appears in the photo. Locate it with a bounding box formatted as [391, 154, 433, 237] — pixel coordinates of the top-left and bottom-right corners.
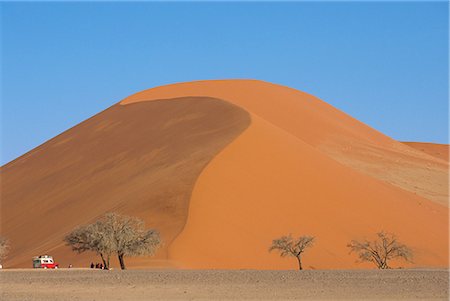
[1, 1, 448, 165]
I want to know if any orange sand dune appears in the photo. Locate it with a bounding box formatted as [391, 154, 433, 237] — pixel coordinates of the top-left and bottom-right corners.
[403, 142, 449, 162]
[1, 80, 448, 270]
[170, 115, 448, 269]
[122, 80, 448, 205]
[1, 97, 250, 268]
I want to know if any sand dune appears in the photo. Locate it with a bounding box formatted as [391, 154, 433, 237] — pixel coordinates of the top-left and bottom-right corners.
[1, 80, 448, 269]
[1, 97, 250, 268]
[169, 115, 447, 269]
[122, 80, 448, 205]
[403, 142, 449, 162]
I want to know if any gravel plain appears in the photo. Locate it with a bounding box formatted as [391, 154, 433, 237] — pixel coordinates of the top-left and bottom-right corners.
[1, 269, 448, 300]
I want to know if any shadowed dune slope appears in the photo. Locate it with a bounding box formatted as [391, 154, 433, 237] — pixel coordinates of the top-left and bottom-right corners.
[0, 97, 251, 268]
[123, 80, 448, 204]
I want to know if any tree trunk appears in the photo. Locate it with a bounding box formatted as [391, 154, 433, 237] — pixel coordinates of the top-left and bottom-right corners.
[118, 253, 126, 270]
[296, 256, 303, 270]
[100, 253, 108, 270]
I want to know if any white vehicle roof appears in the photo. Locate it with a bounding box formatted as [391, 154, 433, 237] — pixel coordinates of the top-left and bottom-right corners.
[32, 255, 54, 260]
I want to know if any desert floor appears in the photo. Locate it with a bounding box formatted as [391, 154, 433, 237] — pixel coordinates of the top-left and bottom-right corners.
[1, 269, 448, 300]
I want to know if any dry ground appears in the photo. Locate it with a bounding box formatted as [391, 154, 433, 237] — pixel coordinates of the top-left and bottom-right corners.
[1, 269, 448, 300]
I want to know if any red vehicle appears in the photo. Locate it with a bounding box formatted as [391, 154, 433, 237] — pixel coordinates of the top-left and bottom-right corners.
[32, 255, 59, 269]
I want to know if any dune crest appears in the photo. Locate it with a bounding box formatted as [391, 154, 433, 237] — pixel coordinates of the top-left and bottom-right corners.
[122, 80, 448, 204]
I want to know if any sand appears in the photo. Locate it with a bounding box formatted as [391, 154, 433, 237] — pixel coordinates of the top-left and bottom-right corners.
[169, 115, 448, 269]
[122, 79, 449, 204]
[402, 142, 449, 162]
[1, 97, 250, 268]
[1, 269, 448, 300]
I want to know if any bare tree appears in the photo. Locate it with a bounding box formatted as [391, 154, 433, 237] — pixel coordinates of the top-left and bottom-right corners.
[0, 236, 9, 264]
[64, 223, 114, 269]
[100, 213, 161, 270]
[269, 234, 315, 270]
[65, 212, 161, 270]
[347, 231, 413, 269]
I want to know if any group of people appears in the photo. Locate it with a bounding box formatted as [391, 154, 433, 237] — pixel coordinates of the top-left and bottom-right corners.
[90, 262, 105, 269]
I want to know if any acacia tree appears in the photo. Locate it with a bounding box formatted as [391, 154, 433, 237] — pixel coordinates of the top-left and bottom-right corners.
[64, 222, 114, 269]
[0, 236, 9, 265]
[101, 213, 161, 270]
[347, 231, 413, 269]
[269, 234, 315, 270]
[65, 212, 161, 270]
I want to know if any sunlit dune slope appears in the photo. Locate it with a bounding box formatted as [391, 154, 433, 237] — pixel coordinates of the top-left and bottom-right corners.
[169, 115, 448, 269]
[403, 142, 449, 162]
[1, 97, 250, 268]
[123, 80, 448, 204]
